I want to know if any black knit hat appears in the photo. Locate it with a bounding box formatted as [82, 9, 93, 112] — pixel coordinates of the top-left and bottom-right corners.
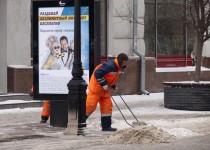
[117, 53, 128, 67]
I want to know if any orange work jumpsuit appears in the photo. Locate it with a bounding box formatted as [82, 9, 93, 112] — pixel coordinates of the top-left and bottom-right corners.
[86, 58, 121, 117]
[41, 100, 50, 119]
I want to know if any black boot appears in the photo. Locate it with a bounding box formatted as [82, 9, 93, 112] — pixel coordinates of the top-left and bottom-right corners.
[102, 127, 117, 131]
[101, 116, 117, 132]
[40, 116, 48, 124]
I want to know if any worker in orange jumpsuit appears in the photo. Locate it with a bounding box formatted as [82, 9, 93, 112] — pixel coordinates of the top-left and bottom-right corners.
[40, 100, 50, 123]
[30, 85, 50, 124]
[86, 53, 128, 131]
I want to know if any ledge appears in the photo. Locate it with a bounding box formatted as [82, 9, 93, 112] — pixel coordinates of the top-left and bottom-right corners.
[7, 65, 32, 69]
[163, 81, 210, 88]
[156, 66, 210, 73]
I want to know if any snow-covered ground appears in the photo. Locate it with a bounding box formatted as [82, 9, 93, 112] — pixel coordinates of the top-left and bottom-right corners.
[0, 93, 210, 149]
[87, 93, 210, 139]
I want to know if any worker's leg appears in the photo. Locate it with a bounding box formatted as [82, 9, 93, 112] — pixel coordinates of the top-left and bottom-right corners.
[40, 100, 50, 123]
[99, 96, 116, 131]
[86, 92, 100, 118]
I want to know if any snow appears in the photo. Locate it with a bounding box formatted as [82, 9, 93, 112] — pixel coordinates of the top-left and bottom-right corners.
[166, 128, 202, 137]
[7, 65, 32, 68]
[0, 107, 42, 114]
[0, 93, 28, 96]
[84, 93, 210, 140]
[0, 92, 210, 147]
[0, 100, 37, 104]
[156, 66, 210, 72]
[164, 81, 210, 84]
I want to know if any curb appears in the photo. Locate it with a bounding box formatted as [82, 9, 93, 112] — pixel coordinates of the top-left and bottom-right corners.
[0, 101, 42, 109]
[0, 93, 32, 102]
[0, 93, 42, 109]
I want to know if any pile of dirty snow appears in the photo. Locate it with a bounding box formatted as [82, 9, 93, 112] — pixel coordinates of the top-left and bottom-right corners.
[104, 125, 176, 144]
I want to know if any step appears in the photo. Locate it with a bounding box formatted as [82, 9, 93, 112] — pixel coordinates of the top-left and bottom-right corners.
[0, 101, 42, 109]
[0, 93, 42, 109]
[0, 93, 32, 102]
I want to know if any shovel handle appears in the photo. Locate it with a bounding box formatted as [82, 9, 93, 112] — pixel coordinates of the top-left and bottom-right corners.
[111, 96, 134, 128]
[117, 91, 139, 123]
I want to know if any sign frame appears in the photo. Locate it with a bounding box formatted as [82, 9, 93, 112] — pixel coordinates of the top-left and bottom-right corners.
[31, 0, 94, 100]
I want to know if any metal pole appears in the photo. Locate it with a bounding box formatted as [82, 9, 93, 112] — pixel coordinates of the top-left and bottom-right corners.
[155, 0, 157, 67]
[133, 0, 149, 95]
[185, 0, 187, 66]
[133, 0, 137, 56]
[64, 0, 87, 135]
[94, 0, 101, 67]
[72, 0, 83, 79]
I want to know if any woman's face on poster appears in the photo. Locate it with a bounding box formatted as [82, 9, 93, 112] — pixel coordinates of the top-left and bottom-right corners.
[51, 42, 60, 56]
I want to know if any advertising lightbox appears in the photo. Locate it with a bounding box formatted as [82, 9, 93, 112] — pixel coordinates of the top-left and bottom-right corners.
[32, 0, 94, 100]
[38, 7, 89, 94]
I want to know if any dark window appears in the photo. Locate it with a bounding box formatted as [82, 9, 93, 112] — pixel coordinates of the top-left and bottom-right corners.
[144, 0, 196, 67]
[144, 0, 156, 56]
[157, 0, 185, 56]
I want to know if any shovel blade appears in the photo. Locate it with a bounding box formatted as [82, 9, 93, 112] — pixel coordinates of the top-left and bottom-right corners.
[132, 121, 147, 127]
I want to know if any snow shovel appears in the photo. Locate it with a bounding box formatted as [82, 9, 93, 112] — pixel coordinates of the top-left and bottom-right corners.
[111, 91, 146, 128]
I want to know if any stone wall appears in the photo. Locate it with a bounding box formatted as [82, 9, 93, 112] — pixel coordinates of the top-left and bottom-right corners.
[7, 65, 33, 93]
[117, 57, 210, 95]
[202, 57, 210, 68]
[116, 57, 140, 95]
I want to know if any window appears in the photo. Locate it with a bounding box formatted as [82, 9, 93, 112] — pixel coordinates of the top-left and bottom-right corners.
[144, 0, 156, 56]
[144, 0, 196, 67]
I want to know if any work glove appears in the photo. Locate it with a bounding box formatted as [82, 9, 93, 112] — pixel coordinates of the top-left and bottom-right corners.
[103, 85, 110, 91]
[111, 84, 118, 91]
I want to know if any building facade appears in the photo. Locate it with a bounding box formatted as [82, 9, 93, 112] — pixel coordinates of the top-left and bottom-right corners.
[0, 0, 31, 92]
[108, 0, 210, 66]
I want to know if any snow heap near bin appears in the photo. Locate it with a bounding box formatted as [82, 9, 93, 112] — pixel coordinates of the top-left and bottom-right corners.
[104, 125, 176, 144]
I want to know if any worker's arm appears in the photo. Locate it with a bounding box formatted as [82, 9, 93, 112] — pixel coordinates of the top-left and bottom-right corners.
[94, 62, 117, 90]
